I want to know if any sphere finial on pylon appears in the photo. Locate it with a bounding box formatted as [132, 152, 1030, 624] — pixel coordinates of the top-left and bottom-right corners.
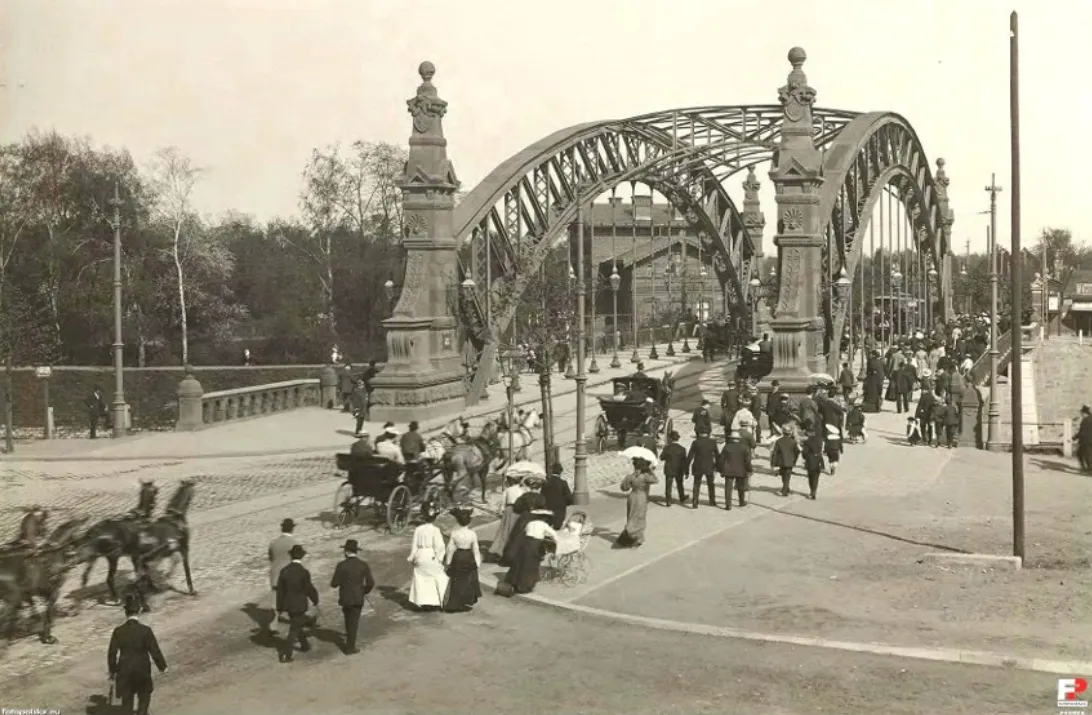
[788, 47, 807, 68]
[418, 61, 435, 82]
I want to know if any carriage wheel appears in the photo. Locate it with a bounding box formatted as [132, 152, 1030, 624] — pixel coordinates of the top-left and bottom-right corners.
[386, 485, 412, 534]
[560, 552, 590, 586]
[594, 415, 609, 453]
[663, 417, 674, 436]
[333, 482, 354, 529]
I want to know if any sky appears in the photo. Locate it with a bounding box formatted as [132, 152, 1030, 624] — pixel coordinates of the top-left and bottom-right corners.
[2, 0, 1086, 258]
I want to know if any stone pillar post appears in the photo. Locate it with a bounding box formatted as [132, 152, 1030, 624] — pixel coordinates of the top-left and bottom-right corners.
[933, 159, 955, 323]
[369, 62, 466, 423]
[767, 48, 826, 391]
[175, 366, 204, 431]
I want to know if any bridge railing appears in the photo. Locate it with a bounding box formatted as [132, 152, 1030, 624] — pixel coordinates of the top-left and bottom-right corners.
[200, 379, 322, 426]
[175, 368, 337, 431]
[967, 329, 1014, 387]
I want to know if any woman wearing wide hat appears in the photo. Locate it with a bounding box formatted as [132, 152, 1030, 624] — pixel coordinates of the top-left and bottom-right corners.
[488, 472, 526, 562]
[500, 476, 546, 567]
[443, 508, 482, 612]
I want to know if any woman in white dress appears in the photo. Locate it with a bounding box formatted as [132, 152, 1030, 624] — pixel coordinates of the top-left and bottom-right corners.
[407, 508, 448, 610]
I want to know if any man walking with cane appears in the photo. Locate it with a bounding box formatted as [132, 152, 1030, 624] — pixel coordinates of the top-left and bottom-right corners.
[108, 591, 167, 715]
[330, 539, 375, 655]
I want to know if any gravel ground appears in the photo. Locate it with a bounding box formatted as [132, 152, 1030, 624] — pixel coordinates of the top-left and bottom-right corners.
[3, 583, 1059, 715]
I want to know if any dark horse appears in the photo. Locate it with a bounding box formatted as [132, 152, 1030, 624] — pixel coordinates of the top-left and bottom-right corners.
[442, 422, 501, 503]
[124, 479, 198, 611]
[78, 480, 161, 606]
[0, 516, 91, 644]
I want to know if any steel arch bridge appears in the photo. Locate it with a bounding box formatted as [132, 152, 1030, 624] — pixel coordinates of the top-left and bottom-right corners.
[440, 72, 953, 407]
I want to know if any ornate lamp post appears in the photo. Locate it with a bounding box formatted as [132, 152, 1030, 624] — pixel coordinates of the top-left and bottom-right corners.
[959, 262, 969, 315]
[665, 251, 678, 357]
[891, 266, 903, 339]
[986, 224, 1002, 450]
[499, 346, 523, 467]
[109, 184, 127, 438]
[925, 262, 938, 332]
[680, 257, 692, 354]
[749, 276, 762, 335]
[565, 264, 576, 379]
[609, 268, 622, 368]
[696, 265, 708, 350]
[647, 261, 659, 361]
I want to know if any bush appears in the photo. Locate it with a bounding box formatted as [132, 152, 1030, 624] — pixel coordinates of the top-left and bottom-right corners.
[5, 365, 335, 431]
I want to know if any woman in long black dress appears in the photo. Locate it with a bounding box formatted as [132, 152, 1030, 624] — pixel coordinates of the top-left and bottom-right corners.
[503, 508, 556, 594]
[500, 480, 545, 567]
[443, 508, 482, 612]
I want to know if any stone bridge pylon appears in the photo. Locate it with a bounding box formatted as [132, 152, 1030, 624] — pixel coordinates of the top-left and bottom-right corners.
[373, 47, 955, 416]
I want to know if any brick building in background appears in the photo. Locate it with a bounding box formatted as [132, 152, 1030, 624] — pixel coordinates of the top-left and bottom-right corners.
[567, 195, 724, 348]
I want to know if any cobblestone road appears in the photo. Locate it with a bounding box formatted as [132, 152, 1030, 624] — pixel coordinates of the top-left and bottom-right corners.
[0, 358, 725, 682]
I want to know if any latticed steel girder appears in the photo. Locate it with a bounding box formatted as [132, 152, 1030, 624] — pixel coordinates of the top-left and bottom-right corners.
[452, 105, 861, 404]
[820, 112, 952, 368]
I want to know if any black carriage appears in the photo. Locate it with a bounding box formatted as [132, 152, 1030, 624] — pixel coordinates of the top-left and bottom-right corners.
[735, 345, 773, 382]
[332, 454, 450, 534]
[593, 376, 675, 452]
[700, 320, 739, 361]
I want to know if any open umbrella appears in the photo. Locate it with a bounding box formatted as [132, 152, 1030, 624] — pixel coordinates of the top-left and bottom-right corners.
[620, 445, 658, 467]
[504, 460, 546, 477]
[808, 372, 835, 386]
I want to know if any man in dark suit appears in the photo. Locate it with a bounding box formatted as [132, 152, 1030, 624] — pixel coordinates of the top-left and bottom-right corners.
[540, 462, 574, 529]
[87, 388, 108, 439]
[691, 399, 713, 437]
[330, 539, 375, 655]
[275, 544, 319, 663]
[687, 428, 720, 509]
[719, 431, 752, 510]
[108, 592, 167, 715]
[659, 430, 688, 507]
[915, 388, 937, 446]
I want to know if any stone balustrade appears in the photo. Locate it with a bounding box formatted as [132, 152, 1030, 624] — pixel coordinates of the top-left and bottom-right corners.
[176, 365, 332, 430]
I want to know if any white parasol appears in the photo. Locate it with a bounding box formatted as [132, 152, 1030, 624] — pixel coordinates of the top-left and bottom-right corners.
[808, 372, 836, 386]
[620, 445, 658, 467]
[504, 460, 546, 477]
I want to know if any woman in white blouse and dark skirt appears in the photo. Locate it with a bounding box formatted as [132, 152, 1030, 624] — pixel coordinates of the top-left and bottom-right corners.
[501, 508, 556, 594]
[443, 508, 482, 612]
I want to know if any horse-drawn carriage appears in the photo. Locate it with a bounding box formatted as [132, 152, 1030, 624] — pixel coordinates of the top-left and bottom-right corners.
[593, 374, 675, 452]
[735, 344, 773, 382]
[701, 320, 741, 361]
[333, 455, 451, 534]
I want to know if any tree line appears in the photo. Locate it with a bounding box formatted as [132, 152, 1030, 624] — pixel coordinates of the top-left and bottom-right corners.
[0, 131, 408, 368]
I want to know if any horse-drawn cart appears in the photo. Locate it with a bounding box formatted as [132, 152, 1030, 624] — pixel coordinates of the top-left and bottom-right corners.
[593, 375, 675, 452]
[333, 455, 450, 534]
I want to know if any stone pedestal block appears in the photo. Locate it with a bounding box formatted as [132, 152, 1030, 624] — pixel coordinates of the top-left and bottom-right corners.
[175, 366, 204, 431]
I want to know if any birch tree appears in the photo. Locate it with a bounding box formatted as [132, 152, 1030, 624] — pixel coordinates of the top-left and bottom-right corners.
[148, 147, 203, 364]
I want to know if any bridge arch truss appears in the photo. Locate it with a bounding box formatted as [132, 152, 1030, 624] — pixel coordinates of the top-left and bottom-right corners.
[449, 106, 952, 403]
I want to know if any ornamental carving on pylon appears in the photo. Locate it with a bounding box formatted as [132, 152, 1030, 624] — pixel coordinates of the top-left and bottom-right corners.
[781, 207, 803, 231]
[405, 213, 427, 237]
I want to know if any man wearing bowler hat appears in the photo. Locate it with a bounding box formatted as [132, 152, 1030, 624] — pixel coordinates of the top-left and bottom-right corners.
[108, 591, 167, 715]
[267, 518, 298, 631]
[275, 544, 319, 663]
[330, 539, 375, 654]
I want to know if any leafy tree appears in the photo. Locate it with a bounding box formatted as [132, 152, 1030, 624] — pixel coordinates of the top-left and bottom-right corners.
[147, 147, 204, 364]
[296, 140, 407, 343]
[510, 247, 577, 457]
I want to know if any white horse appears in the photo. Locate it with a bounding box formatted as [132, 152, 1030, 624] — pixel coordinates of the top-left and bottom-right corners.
[493, 408, 540, 467]
[423, 417, 470, 462]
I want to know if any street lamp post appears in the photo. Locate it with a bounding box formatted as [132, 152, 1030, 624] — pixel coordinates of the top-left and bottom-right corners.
[749, 276, 762, 336]
[958, 263, 968, 315]
[891, 267, 903, 339]
[565, 264, 576, 379]
[696, 265, 708, 351]
[574, 196, 589, 506]
[665, 251, 677, 357]
[109, 184, 127, 438]
[610, 269, 622, 368]
[587, 207, 600, 374]
[499, 347, 522, 467]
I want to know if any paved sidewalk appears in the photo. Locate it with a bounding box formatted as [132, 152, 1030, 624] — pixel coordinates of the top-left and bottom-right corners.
[478, 405, 1092, 667]
[2, 343, 695, 462]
